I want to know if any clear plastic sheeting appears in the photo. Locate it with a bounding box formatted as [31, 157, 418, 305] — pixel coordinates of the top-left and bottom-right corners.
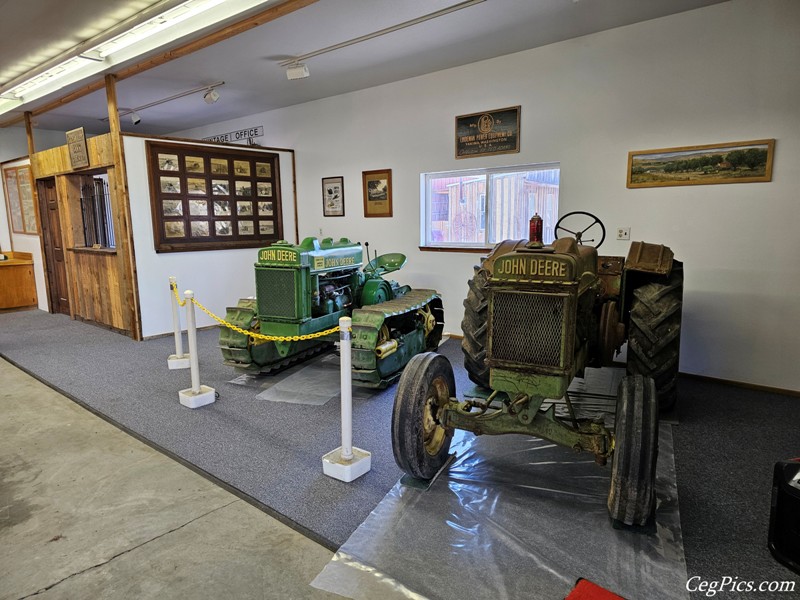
[312, 425, 687, 600]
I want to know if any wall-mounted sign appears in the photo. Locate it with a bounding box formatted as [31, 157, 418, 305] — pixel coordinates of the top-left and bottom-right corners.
[66, 127, 90, 169]
[455, 106, 520, 159]
[202, 126, 264, 144]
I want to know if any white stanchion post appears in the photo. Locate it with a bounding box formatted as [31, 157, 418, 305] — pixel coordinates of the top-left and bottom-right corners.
[322, 316, 371, 482]
[167, 276, 190, 370]
[178, 290, 216, 408]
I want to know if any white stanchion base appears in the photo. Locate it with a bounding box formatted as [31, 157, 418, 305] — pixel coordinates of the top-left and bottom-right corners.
[179, 385, 216, 408]
[168, 354, 191, 370]
[322, 446, 371, 482]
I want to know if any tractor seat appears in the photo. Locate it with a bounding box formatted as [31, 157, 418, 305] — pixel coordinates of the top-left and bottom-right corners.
[365, 252, 407, 276]
[551, 237, 598, 276]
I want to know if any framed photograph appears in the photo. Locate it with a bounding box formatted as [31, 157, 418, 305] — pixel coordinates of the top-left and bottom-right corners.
[456, 106, 520, 159]
[235, 180, 252, 197]
[162, 200, 183, 216]
[362, 169, 392, 218]
[256, 162, 272, 177]
[187, 178, 206, 195]
[627, 139, 775, 188]
[233, 160, 251, 176]
[191, 221, 210, 237]
[160, 176, 181, 194]
[256, 182, 272, 197]
[259, 221, 275, 235]
[322, 176, 345, 217]
[213, 200, 231, 216]
[211, 180, 229, 196]
[210, 158, 228, 175]
[238, 220, 254, 235]
[186, 156, 205, 173]
[258, 201, 274, 216]
[158, 153, 179, 171]
[237, 201, 253, 216]
[215, 221, 232, 236]
[164, 221, 185, 238]
[188, 200, 207, 216]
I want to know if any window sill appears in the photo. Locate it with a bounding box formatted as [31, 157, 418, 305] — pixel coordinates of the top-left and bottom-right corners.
[69, 247, 117, 256]
[419, 246, 490, 254]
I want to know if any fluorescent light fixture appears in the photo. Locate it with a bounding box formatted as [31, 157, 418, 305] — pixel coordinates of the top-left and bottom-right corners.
[203, 88, 220, 103]
[0, 1, 270, 118]
[286, 63, 309, 80]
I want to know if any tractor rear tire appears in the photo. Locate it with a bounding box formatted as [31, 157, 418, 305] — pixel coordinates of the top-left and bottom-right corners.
[392, 352, 455, 480]
[626, 263, 683, 411]
[461, 266, 490, 389]
[608, 374, 659, 527]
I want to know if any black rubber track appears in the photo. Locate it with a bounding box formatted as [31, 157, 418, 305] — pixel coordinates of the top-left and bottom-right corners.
[607, 374, 659, 527]
[626, 262, 683, 411]
[391, 352, 455, 480]
[461, 266, 490, 388]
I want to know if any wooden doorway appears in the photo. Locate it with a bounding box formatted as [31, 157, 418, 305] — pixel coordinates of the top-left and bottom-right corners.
[37, 177, 69, 315]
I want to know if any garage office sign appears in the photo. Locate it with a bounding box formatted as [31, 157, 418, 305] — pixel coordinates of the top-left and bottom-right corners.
[202, 126, 264, 144]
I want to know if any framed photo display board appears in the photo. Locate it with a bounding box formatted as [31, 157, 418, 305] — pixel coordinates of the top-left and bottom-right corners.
[2, 164, 38, 234]
[147, 142, 282, 252]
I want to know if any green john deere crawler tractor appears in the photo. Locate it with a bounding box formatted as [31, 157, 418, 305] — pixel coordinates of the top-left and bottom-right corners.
[391, 211, 683, 527]
[220, 236, 444, 388]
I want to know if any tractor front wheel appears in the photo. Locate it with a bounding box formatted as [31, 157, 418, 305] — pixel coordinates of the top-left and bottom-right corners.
[392, 352, 455, 480]
[608, 374, 659, 527]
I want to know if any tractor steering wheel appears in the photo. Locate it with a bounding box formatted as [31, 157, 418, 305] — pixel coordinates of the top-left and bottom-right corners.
[554, 211, 606, 249]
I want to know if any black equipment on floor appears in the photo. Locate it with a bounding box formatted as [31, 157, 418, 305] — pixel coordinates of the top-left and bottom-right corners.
[769, 458, 800, 575]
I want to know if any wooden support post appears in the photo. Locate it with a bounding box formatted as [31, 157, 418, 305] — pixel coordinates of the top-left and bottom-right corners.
[105, 74, 142, 340]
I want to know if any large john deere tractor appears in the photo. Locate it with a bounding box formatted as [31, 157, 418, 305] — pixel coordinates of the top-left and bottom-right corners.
[391, 211, 683, 527]
[220, 236, 444, 388]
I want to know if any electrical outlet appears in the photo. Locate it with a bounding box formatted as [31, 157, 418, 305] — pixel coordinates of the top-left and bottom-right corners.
[617, 227, 630, 241]
[319, 228, 323, 237]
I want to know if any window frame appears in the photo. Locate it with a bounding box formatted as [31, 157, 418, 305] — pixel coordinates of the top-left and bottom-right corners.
[420, 162, 559, 250]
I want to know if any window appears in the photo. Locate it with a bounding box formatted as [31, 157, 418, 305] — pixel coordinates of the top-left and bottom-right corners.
[422, 163, 559, 248]
[79, 174, 115, 248]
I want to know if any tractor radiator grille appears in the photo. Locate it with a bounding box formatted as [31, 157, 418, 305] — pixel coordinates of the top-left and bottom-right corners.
[490, 291, 567, 368]
[256, 267, 298, 319]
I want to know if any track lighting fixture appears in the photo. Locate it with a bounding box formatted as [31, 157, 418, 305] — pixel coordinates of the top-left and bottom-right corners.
[285, 63, 310, 80]
[130, 111, 141, 125]
[203, 88, 220, 104]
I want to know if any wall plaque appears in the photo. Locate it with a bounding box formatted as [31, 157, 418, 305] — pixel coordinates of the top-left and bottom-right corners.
[455, 106, 520, 159]
[66, 127, 90, 169]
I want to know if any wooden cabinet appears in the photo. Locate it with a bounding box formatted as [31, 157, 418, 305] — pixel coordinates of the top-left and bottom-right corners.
[0, 251, 37, 310]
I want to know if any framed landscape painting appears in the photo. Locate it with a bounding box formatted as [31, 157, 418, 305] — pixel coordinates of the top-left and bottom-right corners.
[627, 139, 775, 188]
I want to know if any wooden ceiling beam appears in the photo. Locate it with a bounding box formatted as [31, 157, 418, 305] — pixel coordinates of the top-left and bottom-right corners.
[0, 0, 319, 128]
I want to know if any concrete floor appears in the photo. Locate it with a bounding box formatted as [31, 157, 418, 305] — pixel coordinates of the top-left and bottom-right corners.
[0, 358, 343, 600]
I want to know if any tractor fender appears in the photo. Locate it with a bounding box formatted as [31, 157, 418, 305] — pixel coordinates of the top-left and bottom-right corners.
[624, 241, 674, 276]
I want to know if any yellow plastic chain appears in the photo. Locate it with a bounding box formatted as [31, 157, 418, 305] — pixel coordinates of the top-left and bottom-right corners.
[171, 280, 345, 342]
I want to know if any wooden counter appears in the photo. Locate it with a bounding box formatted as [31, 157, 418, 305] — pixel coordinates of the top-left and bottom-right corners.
[0, 251, 38, 310]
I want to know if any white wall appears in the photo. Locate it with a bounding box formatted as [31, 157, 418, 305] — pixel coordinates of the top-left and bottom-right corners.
[123, 136, 297, 337]
[170, 0, 799, 391]
[0, 127, 71, 311]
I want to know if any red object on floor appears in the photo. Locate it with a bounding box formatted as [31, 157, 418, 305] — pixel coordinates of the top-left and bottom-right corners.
[565, 578, 626, 600]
